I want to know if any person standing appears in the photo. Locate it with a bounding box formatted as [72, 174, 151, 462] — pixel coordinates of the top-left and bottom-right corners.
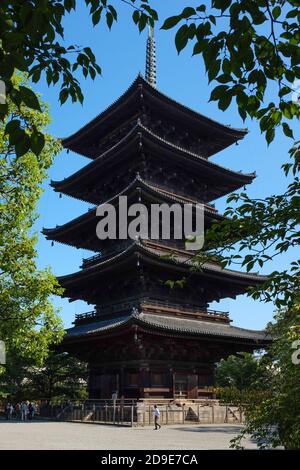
[9, 403, 14, 420]
[153, 404, 161, 430]
[5, 403, 11, 420]
[15, 403, 21, 420]
[21, 401, 28, 421]
[31, 402, 36, 419]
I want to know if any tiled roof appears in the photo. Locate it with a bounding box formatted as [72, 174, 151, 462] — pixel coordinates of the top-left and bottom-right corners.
[66, 315, 130, 338]
[58, 241, 267, 285]
[43, 176, 222, 239]
[65, 311, 270, 344]
[62, 75, 247, 150]
[52, 123, 254, 193]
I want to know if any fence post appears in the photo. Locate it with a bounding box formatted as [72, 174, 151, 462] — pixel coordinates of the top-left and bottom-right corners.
[105, 403, 108, 423]
[197, 404, 200, 423]
[93, 404, 95, 423]
[225, 405, 228, 423]
[149, 405, 151, 426]
[166, 406, 168, 425]
[211, 403, 215, 424]
[131, 405, 134, 427]
[182, 406, 185, 424]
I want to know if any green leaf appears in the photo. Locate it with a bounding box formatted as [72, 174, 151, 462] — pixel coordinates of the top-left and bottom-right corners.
[5, 119, 21, 134]
[192, 41, 204, 56]
[238, 106, 247, 121]
[216, 74, 232, 84]
[0, 103, 9, 117]
[222, 58, 231, 74]
[92, 7, 102, 26]
[181, 7, 196, 18]
[19, 86, 41, 111]
[31, 131, 45, 156]
[266, 128, 275, 145]
[161, 15, 181, 30]
[64, 0, 76, 12]
[138, 12, 148, 32]
[209, 85, 229, 101]
[108, 5, 117, 21]
[218, 93, 232, 111]
[106, 12, 113, 29]
[59, 89, 69, 105]
[15, 133, 31, 157]
[175, 24, 189, 54]
[272, 6, 281, 20]
[282, 122, 294, 139]
[208, 59, 221, 82]
[132, 10, 140, 24]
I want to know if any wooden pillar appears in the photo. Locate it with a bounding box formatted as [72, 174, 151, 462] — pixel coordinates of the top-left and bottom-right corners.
[120, 367, 124, 397]
[139, 366, 150, 398]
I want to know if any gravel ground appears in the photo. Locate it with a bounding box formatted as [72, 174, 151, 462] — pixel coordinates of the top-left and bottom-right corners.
[0, 421, 257, 450]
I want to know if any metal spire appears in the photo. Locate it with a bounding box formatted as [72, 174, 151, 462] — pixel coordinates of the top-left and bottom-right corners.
[145, 24, 157, 87]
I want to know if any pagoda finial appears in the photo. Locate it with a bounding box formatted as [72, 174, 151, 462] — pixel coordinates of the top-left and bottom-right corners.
[145, 24, 157, 87]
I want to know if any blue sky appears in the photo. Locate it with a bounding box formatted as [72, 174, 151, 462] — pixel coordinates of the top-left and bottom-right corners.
[33, 1, 296, 330]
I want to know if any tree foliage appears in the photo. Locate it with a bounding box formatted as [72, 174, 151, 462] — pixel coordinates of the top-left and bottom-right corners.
[161, 0, 300, 143]
[0, 0, 158, 157]
[228, 303, 300, 449]
[201, 164, 300, 308]
[0, 350, 88, 402]
[215, 352, 266, 390]
[0, 75, 64, 364]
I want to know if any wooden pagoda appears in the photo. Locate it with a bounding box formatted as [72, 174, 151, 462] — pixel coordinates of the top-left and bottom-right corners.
[43, 31, 270, 399]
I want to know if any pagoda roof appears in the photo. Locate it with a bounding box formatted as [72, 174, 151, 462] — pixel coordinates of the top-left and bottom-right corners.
[62, 75, 247, 159]
[52, 123, 255, 204]
[64, 310, 270, 346]
[43, 177, 223, 250]
[58, 240, 267, 295]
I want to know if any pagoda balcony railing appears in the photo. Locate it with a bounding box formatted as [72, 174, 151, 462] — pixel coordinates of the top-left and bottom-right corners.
[81, 241, 131, 269]
[81, 239, 185, 269]
[74, 297, 229, 325]
[74, 296, 143, 324]
[142, 299, 229, 319]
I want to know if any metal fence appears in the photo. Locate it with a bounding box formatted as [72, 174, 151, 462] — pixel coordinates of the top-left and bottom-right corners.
[137, 402, 244, 427]
[40, 399, 137, 427]
[37, 399, 244, 427]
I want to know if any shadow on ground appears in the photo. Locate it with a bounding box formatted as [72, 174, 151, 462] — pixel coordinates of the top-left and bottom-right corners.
[0, 419, 53, 424]
[171, 426, 243, 433]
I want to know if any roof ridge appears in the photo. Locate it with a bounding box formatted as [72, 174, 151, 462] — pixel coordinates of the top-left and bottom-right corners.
[138, 123, 255, 179]
[61, 75, 142, 145]
[52, 123, 255, 190]
[139, 75, 247, 136]
[44, 178, 222, 234]
[58, 240, 267, 284]
[62, 75, 247, 148]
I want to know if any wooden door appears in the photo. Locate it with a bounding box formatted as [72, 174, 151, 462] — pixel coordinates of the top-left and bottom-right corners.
[187, 374, 198, 399]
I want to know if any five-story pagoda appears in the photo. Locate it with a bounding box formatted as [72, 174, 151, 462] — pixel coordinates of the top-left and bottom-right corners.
[44, 30, 269, 399]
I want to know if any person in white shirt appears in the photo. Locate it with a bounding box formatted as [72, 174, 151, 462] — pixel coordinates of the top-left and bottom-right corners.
[153, 404, 161, 430]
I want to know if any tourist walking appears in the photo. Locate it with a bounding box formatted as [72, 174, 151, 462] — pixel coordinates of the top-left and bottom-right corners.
[153, 404, 161, 430]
